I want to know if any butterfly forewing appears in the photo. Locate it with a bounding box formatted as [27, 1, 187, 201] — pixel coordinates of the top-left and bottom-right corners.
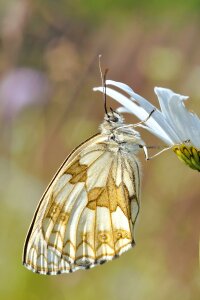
[23, 132, 141, 275]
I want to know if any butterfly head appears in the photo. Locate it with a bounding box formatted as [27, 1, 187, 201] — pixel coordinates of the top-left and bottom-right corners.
[101, 110, 144, 145]
[104, 110, 124, 124]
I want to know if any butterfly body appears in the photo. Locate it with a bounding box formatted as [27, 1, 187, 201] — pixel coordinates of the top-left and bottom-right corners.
[23, 112, 144, 275]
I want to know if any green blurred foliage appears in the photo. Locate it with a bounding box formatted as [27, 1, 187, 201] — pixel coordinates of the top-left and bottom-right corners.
[35, 0, 200, 21]
[0, 0, 199, 299]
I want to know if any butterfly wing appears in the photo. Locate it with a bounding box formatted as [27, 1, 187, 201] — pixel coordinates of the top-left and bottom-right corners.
[23, 134, 141, 275]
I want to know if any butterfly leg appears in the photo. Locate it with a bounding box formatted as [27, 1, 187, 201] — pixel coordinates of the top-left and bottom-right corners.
[132, 109, 156, 127]
[140, 144, 173, 160]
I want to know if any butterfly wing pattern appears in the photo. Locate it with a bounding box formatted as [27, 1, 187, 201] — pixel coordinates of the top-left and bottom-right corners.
[23, 112, 144, 275]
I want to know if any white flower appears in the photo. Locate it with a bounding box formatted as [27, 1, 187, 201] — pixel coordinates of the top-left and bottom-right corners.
[93, 80, 200, 171]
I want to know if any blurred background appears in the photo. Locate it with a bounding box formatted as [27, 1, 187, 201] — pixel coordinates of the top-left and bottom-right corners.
[0, 0, 199, 299]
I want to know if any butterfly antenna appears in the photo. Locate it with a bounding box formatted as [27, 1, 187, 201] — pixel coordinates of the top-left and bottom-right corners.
[110, 106, 115, 116]
[99, 55, 109, 116]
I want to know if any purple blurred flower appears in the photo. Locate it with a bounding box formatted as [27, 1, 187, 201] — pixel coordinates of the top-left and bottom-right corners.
[0, 68, 51, 121]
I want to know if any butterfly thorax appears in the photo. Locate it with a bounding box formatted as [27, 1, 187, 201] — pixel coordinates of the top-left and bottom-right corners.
[100, 112, 145, 154]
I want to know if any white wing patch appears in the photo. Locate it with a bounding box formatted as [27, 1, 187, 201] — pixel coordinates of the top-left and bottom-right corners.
[23, 137, 141, 275]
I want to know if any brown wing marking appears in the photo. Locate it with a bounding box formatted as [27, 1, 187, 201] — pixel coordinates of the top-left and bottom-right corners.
[23, 137, 141, 274]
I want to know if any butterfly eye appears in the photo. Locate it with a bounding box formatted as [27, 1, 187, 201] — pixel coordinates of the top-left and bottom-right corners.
[112, 116, 119, 122]
[110, 111, 120, 123]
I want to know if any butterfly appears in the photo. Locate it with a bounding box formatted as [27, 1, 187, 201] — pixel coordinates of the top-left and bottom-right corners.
[23, 110, 147, 275]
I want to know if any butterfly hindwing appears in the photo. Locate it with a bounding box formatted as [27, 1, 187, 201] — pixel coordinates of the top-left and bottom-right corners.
[23, 134, 141, 275]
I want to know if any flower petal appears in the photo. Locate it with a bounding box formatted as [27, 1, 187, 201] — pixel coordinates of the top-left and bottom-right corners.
[94, 81, 200, 149]
[93, 86, 148, 119]
[105, 80, 182, 143]
[106, 80, 135, 95]
[155, 87, 200, 147]
[94, 86, 175, 144]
